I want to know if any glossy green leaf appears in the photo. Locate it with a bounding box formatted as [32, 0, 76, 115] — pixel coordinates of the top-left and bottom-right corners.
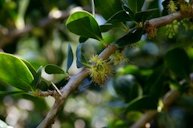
[44, 64, 65, 74]
[0, 53, 34, 91]
[126, 96, 158, 112]
[66, 11, 102, 40]
[115, 28, 143, 47]
[127, 0, 145, 13]
[165, 48, 190, 78]
[66, 44, 74, 72]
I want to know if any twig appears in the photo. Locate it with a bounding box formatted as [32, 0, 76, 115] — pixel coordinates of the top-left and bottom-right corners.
[145, 12, 183, 28]
[33, 90, 58, 97]
[131, 90, 179, 128]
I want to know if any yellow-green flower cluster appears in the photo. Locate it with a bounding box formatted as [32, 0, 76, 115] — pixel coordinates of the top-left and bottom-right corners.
[168, 0, 177, 13]
[110, 51, 128, 65]
[89, 55, 112, 85]
[165, 20, 179, 38]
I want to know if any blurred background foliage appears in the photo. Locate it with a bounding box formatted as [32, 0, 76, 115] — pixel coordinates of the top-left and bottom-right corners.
[1, 0, 193, 128]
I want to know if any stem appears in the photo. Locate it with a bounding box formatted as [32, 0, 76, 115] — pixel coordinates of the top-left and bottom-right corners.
[91, 0, 95, 17]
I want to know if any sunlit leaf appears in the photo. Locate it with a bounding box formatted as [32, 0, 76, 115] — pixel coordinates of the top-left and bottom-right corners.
[66, 11, 102, 40]
[0, 53, 34, 91]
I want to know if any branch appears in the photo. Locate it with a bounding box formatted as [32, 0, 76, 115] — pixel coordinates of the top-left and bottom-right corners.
[131, 90, 179, 128]
[145, 12, 183, 28]
[37, 44, 117, 128]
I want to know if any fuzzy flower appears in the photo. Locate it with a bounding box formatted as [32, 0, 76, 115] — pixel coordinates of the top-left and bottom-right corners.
[110, 51, 128, 65]
[89, 55, 112, 85]
[168, 0, 177, 13]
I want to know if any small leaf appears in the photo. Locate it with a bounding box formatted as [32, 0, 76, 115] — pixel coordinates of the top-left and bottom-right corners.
[66, 11, 102, 40]
[0, 53, 34, 91]
[115, 28, 143, 47]
[66, 44, 74, 72]
[126, 96, 158, 112]
[165, 48, 190, 78]
[44, 64, 65, 74]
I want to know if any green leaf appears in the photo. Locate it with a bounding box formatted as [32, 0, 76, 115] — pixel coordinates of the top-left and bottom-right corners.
[21, 59, 37, 78]
[126, 96, 158, 112]
[66, 44, 74, 72]
[0, 91, 25, 96]
[95, 0, 122, 19]
[165, 48, 190, 78]
[66, 11, 102, 40]
[44, 64, 65, 74]
[79, 36, 88, 43]
[31, 66, 43, 88]
[135, 8, 160, 22]
[115, 28, 143, 47]
[127, 0, 145, 13]
[107, 10, 133, 23]
[100, 23, 113, 32]
[0, 53, 34, 91]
